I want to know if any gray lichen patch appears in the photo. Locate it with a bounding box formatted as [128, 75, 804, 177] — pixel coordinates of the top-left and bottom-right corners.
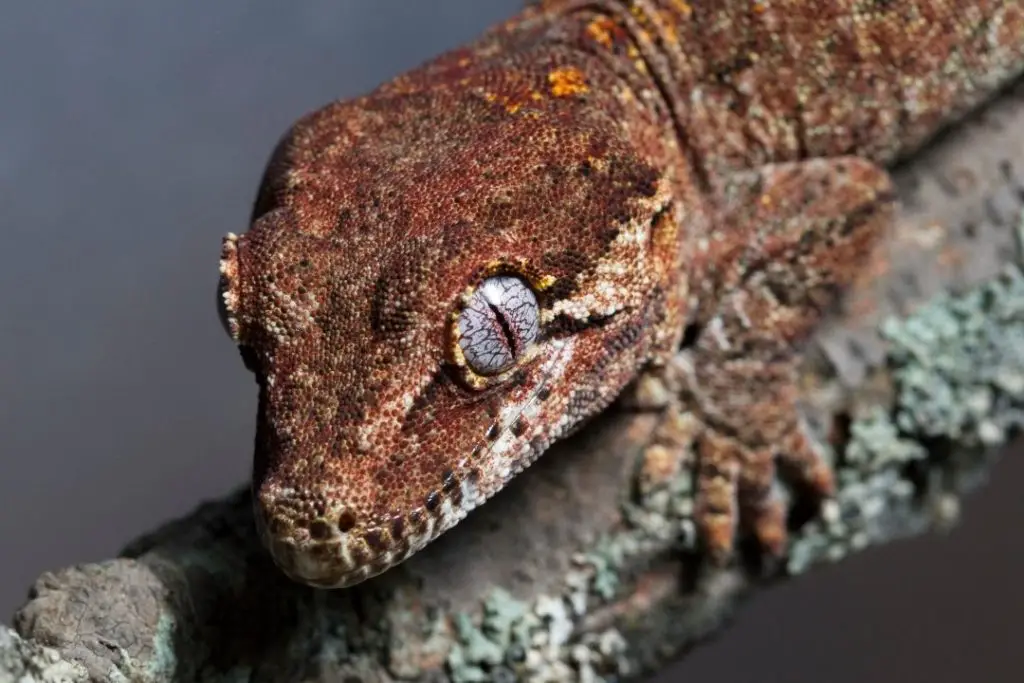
[446, 586, 631, 683]
[0, 626, 89, 683]
[789, 256, 1024, 574]
[787, 409, 926, 574]
[882, 264, 1024, 448]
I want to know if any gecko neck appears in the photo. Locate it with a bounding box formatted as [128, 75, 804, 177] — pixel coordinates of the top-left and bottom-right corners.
[534, 0, 703, 196]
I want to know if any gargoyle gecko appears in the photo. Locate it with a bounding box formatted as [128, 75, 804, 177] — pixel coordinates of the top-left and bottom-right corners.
[218, 0, 1024, 587]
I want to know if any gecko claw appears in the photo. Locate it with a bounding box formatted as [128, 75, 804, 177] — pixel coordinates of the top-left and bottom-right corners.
[691, 406, 837, 568]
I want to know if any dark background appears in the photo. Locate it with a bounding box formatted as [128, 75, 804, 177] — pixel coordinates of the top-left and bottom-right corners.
[1, 2, 1021, 681]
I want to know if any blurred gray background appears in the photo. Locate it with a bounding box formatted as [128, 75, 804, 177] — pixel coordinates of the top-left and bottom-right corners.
[1, 1, 1021, 681]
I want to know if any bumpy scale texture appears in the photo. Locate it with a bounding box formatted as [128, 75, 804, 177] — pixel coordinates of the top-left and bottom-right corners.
[218, 0, 1024, 587]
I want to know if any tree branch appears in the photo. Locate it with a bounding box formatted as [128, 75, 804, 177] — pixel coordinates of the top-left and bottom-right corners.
[6, 77, 1024, 683]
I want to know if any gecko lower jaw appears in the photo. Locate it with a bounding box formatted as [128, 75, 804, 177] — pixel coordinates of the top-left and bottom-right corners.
[254, 476, 484, 588]
[258, 528, 418, 589]
[253, 503, 425, 588]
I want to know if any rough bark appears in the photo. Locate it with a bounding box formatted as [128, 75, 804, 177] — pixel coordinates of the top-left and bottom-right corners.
[4, 77, 1024, 683]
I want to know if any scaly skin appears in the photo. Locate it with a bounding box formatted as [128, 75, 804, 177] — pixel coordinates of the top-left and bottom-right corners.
[218, 0, 1024, 588]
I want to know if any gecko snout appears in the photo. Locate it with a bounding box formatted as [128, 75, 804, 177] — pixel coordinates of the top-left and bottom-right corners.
[254, 482, 453, 588]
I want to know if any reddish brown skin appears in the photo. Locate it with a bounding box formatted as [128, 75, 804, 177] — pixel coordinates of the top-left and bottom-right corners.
[219, 0, 1024, 587]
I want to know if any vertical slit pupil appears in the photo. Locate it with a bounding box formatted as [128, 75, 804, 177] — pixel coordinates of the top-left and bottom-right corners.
[487, 301, 518, 356]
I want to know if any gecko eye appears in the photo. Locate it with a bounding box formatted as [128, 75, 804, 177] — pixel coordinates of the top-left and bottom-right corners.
[457, 275, 539, 376]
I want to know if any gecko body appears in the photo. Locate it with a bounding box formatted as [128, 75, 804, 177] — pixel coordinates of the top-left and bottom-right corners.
[218, 0, 1024, 587]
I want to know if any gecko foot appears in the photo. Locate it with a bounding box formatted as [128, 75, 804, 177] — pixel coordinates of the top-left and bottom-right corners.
[682, 156, 894, 565]
[694, 404, 835, 565]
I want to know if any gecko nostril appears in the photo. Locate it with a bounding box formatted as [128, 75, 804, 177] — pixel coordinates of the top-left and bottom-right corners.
[337, 509, 357, 533]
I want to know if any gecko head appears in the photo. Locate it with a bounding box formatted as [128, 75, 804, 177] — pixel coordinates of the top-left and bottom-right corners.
[217, 71, 676, 588]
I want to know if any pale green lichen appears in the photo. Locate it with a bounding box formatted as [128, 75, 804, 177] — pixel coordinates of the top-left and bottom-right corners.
[0, 626, 89, 683]
[446, 580, 634, 683]
[144, 612, 179, 683]
[788, 408, 925, 574]
[621, 464, 697, 553]
[789, 256, 1024, 573]
[882, 265, 1024, 448]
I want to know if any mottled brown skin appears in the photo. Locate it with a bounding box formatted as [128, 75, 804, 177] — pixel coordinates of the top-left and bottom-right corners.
[219, 0, 1024, 587]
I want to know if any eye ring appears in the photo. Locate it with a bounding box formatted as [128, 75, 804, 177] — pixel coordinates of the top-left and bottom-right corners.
[452, 275, 539, 380]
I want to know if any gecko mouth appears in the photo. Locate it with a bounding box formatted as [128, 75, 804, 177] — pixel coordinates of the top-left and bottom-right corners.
[253, 470, 485, 588]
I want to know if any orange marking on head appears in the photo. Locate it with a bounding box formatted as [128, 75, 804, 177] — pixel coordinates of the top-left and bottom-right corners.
[482, 90, 529, 114]
[585, 17, 615, 48]
[671, 0, 693, 15]
[547, 66, 589, 97]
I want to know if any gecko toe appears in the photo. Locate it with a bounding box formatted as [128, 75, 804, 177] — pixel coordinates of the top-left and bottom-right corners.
[694, 424, 830, 566]
[694, 428, 741, 564]
[779, 427, 836, 499]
